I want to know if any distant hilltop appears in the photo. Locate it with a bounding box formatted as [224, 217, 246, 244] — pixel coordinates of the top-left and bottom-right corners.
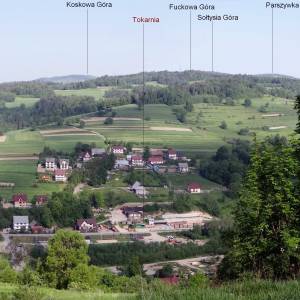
[36, 74, 96, 84]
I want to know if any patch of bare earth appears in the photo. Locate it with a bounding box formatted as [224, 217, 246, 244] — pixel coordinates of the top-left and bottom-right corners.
[82, 117, 142, 122]
[40, 128, 96, 136]
[262, 113, 284, 117]
[150, 127, 192, 132]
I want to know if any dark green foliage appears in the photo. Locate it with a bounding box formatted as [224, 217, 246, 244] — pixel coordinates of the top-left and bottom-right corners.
[104, 117, 114, 125]
[43, 230, 89, 289]
[219, 121, 227, 130]
[123, 256, 144, 277]
[238, 128, 250, 136]
[173, 193, 193, 213]
[244, 98, 252, 107]
[85, 155, 115, 186]
[157, 264, 173, 278]
[0, 92, 15, 102]
[88, 240, 225, 267]
[47, 192, 92, 227]
[200, 141, 250, 192]
[219, 139, 300, 280]
[295, 95, 300, 135]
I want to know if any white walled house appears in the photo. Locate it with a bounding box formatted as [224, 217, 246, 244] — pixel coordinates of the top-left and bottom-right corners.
[55, 169, 67, 182]
[45, 158, 56, 170]
[13, 216, 29, 231]
[112, 145, 126, 155]
[59, 159, 69, 170]
[187, 183, 201, 194]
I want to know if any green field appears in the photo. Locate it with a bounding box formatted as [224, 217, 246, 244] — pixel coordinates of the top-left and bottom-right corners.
[0, 160, 64, 200]
[84, 98, 297, 151]
[0, 130, 105, 155]
[5, 96, 40, 108]
[165, 174, 222, 190]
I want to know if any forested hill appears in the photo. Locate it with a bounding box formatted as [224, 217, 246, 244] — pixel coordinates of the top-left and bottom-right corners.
[1, 70, 300, 99]
[0, 70, 300, 131]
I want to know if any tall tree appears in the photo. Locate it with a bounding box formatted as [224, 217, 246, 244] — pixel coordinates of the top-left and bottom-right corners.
[219, 140, 300, 280]
[44, 230, 89, 289]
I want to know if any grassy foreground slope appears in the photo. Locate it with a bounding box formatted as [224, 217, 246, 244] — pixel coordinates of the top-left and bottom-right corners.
[142, 280, 300, 300]
[0, 280, 300, 300]
[0, 283, 135, 300]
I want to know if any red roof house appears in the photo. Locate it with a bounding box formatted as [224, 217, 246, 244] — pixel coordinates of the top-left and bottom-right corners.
[167, 148, 177, 160]
[12, 194, 28, 208]
[148, 156, 164, 165]
[112, 145, 126, 154]
[55, 169, 67, 182]
[187, 183, 201, 194]
[131, 155, 144, 166]
[35, 195, 48, 206]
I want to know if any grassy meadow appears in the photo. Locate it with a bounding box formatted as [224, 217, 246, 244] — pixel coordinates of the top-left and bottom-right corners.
[83, 98, 296, 152]
[0, 160, 65, 200]
[0, 283, 135, 300]
[5, 96, 40, 108]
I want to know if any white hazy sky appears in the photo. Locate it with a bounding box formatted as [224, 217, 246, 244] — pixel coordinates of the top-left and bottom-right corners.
[0, 0, 299, 82]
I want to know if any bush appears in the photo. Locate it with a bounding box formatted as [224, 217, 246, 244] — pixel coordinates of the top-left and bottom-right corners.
[219, 121, 227, 130]
[104, 117, 113, 125]
[238, 128, 250, 136]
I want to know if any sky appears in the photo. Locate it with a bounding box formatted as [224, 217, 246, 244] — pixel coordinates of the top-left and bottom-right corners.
[0, 0, 299, 82]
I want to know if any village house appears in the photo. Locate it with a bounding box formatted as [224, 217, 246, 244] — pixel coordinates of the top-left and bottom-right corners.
[31, 225, 46, 234]
[150, 149, 164, 156]
[122, 206, 143, 223]
[13, 216, 29, 232]
[148, 156, 164, 165]
[91, 148, 106, 157]
[167, 148, 177, 160]
[111, 145, 126, 155]
[35, 195, 48, 206]
[81, 151, 92, 162]
[187, 182, 201, 194]
[12, 193, 29, 208]
[45, 158, 56, 170]
[55, 169, 67, 182]
[115, 159, 130, 170]
[58, 158, 69, 170]
[131, 155, 144, 167]
[178, 162, 189, 173]
[76, 218, 98, 232]
[131, 181, 148, 197]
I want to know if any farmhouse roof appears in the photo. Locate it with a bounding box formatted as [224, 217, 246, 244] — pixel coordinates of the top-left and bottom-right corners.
[178, 162, 188, 168]
[12, 193, 27, 203]
[150, 149, 164, 156]
[76, 218, 97, 228]
[59, 158, 69, 163]
[36, 195, 48, 204]
[91, 148, 106, 156]
[132, 155, 143, 161]
[45, 157, 56, 163]
[168, 148, 177, 155]
[55, 169, 66, 176]
[112, 145, 125, 150]
[115, 159, 129, 166]
[13, 216, 29, 224]
[132, 181, 142, 189]
[148, 156, 164, 163]
[187, 182, 201, 190]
